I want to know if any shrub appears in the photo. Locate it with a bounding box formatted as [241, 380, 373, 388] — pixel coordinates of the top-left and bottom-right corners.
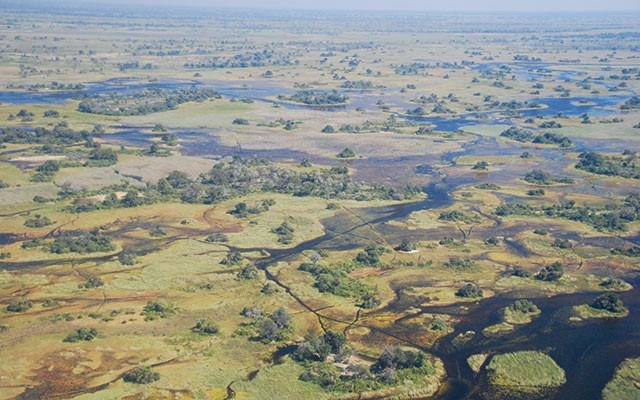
[456, 284, 483, 298]
[395, 239, 417, 252]
[536, 262, 564, 282]
[238, 265, 259, 280]
[123, 366, 160, 384]
[336, 147, 356, 158]
[6, 299, 33, 312]
[191, 319, 219, 335]
[63, 327, 98, 342]
[141, 301, 176, 320]
[79, 276, 104, 289]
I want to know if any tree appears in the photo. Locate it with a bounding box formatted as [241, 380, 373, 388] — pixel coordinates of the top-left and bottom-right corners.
[395, 239, 416, 252]
[455, 283, 483, 298]
[322, 125, 335, 133]
[355, 243, 385, 266]
[336, 148, 356, 158]
[591, 293, 625, 313]
[536, 262, 564, 282]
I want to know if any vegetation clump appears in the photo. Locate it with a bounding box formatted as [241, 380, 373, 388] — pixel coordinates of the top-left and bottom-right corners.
[444, 257, 476, 269]
[456, 283, 483, 298]
[495, 193, 640, 232]
[576, 151, 639, 179]
[354, 243, 386, 266]
[524, 170, 574, 185]
[123, 366, 160, 384]
[240, 306, 292, 343]
[535, 262, 564, 282]
[47, 230, 115, 254]
[141, 301, 177, 321]
[79, 276, 104, 289]
[591, 293, 625, 313]
[63, 327, 98, 342]
[272, 220, 295, 245]
[299, 261, 378, 306]
[336, 147, 356, 158]
[191, 319, 219, 335]
[24, 214, 54, 228]
[395, 239, 417, 252]
[78, 87, 220, 116]
[6, 299, 33, 313]
[297, 344, 436, 394]
[278, 90, 348, 105]
[500, 127, 572, 148]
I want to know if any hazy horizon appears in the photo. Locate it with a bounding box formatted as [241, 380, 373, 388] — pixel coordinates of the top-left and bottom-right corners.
[8, 0, 640, 12]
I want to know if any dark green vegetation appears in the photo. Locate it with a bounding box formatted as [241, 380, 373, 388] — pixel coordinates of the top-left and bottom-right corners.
[576, 151, 639, 179]
[240, 306, 293, 343]
[191, 319, 219, 335]
[495, 193, 640, 231]
[66, 158, 419, 214]
[299, 261, 379, 308]
[78, 88, 220, 115]
[524, 170, 574, 185]
[536, 262, 564, 282]
[278, 90, 348, 105]
[123, 366, 161, 384]
[456, 283, 483, 298]
[500, 127, 573, 148]
[295, 338, 437, 394]
[63, 328, 98, 342]
[591, 293, 625, 313]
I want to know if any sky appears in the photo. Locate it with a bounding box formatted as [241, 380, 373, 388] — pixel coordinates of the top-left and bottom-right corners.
[70, 0, 640, 12]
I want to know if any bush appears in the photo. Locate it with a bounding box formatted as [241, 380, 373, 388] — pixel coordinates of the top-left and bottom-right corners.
[221, 251, 244, 265]
[233, 118, 250, 125]
[238, 265, 259, 280]
[509, 299, 538, 314]
[118, 250, 137, 266]
[336, 147, 356, 158]
[191, 319, 219, 335]
[322, 125, 335, 133]
[205, 232, 229, 243]
[484, 237, 500, 246]
[6, 299, 33, 312]
[511, 267, 532, 278]
[456, 284, 483, 298]
[48, 230, 115, 254]
[63, 327, 98, 342]
[24, 214, 55, 228]
[123, 366, 160, 384]
[395, 239, 416, 252]
[79, 276, 104, 289]
[141, 301, 177, 320]
[445, 257, 475, 269]
[536, 262, 564, 282]
[371, 347, 426, 374]
[355, 244, 385, 266]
